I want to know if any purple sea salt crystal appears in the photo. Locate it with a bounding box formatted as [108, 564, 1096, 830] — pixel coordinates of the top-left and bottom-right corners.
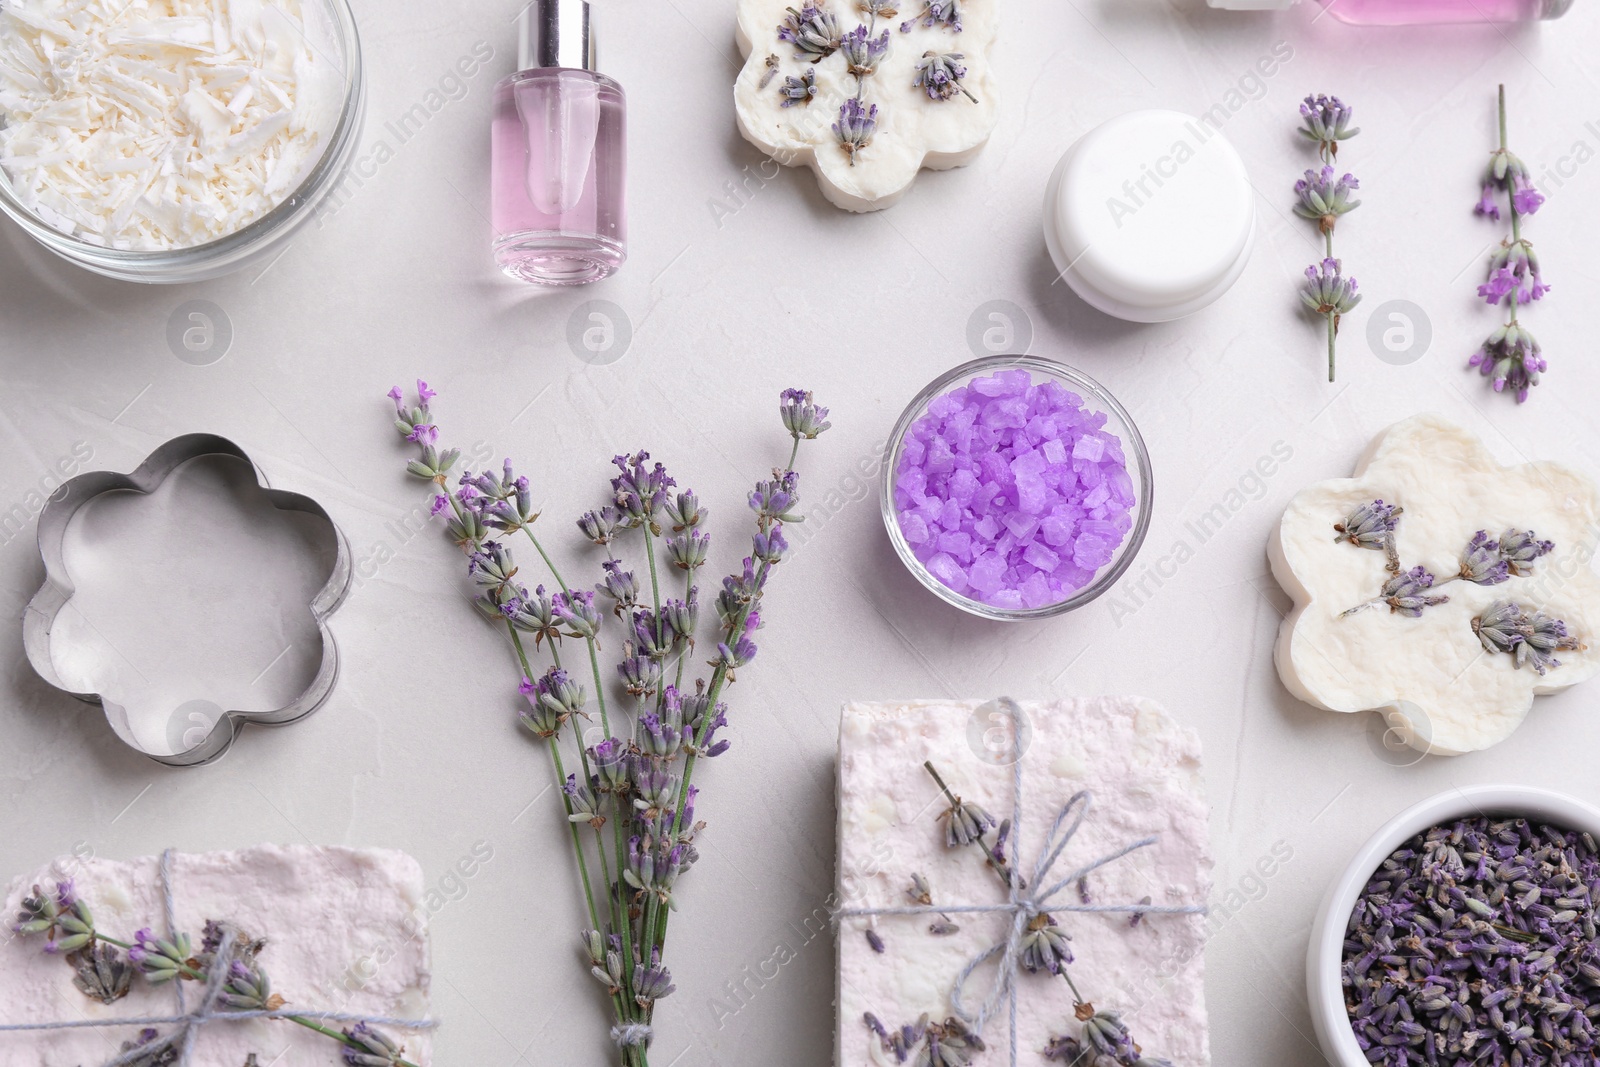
[893, 370, 1135, 609]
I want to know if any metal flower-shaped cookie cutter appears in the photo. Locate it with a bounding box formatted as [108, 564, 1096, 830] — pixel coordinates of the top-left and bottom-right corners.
[23, 434, 352, 767]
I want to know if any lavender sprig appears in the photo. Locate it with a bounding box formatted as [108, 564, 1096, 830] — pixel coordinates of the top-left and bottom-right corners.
[1469, 85, 1549, 403]
[1293, 96, 1362, 383]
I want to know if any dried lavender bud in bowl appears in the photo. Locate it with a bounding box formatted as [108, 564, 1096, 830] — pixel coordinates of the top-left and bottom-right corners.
[1306, 785, 1600, 1067]
[881, 355, 1152, 622]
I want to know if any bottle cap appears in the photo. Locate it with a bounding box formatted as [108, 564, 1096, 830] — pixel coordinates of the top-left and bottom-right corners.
[517, 0, 597, 71]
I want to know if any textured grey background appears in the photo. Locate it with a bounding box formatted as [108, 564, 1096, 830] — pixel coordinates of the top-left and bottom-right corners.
[2, 0, 1600, 1064]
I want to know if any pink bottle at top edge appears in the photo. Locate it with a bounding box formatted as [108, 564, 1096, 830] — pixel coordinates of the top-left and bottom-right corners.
[491, 0, 626, 285]
[1206, 0, 1572, 23]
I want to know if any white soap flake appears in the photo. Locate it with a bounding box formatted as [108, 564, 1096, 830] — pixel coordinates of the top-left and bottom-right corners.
[0, 0, 337, 250]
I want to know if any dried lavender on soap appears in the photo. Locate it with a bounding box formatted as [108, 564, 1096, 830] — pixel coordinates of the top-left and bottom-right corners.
[387, 383, 830, 1067]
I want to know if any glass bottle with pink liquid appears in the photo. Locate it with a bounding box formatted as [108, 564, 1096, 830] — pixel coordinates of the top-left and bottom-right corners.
[1207, 0, 1572, 22]
[492, 0, 626, 285]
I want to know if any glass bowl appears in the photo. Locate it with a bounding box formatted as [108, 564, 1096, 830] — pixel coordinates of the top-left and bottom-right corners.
[0, 0, 364, 284]
[880, 354, 1153, 621]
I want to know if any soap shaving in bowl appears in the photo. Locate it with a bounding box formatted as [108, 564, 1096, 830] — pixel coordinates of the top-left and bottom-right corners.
[0, 0, 344, 251]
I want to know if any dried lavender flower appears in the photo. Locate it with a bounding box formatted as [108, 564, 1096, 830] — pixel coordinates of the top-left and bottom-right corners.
[1468, 320, 1545, 402]
[779, 67, 818, 107]
[1298, 93, 1359, 160]
[1457, 530, 1510, 586]
[1472, 599, 1526, 655]
[900, 0, 962, 31]
[69, 942, 133, 1004]
[633, 952, 676, 1007]
[128, 928, 191, 983]
[1379, 566, 1448, 618]
[833, 98, 878, 166]
[667, 528, 711, 570]
[912, 51, 976, 102]
[865, 928, 886, 953]
[906, 872, 932, 906]
[1333, 499, 1400, 555]
[758, 52, 780, 89]
[576, 506, 620, 546]
[1081, 1010, 1136, 1061]
[778, 4, 842, 61]
[841, 26, 890, 77]
[116, 1029, 180, 1067]
[219, 958, 284, 1011]
[860, 0, 899, 15]
[1293, 166, 1362, 234]
[1498, 527, 1554, 576]
[920, 1016, 985, 1067]
[1299, 258, 1361, 382]
[1018, 912, 1073, 975]
[665, 489, 706, 530]
[341, 1022, 407, 1066]
[780, 388, 832, 440]
[1517, 607, 1584, 675]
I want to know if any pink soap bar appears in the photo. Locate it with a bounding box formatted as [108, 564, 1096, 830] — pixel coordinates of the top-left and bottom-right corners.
[893, 371, 1134, 608]
[835, 698, 1213, 1066]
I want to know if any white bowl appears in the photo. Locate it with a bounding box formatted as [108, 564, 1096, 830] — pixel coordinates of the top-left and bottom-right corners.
[1306, 785, 1600, 1065]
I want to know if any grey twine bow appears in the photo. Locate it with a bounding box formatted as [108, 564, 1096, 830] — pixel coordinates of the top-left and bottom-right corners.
[836, 699, 1207, 1065]
[0, 849, 438, 1066]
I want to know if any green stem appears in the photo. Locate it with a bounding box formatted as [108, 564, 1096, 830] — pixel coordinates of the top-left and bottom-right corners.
[1327, 312, 1337, 384]
[587, 639, 613, 739]
[550, 742, 603, 933]
[672, 567, 693, 694]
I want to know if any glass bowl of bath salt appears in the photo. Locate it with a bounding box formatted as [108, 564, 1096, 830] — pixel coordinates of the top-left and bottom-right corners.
[881, 354, 1153, 621]
[0, 0, 364, 283]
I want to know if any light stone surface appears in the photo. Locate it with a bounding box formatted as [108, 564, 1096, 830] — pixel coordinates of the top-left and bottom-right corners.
[835, 698, 1211, 1066]
[1269, 415, 1600, 755]
[0, 846, 431, 1066]
[2, 2, 1600, 1066]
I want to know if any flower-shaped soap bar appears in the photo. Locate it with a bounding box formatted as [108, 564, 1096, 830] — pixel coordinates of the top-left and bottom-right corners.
[1269, 415, 1600, 756]
[734, 0, 998, 211]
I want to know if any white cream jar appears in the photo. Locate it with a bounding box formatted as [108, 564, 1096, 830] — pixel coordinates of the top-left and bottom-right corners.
[1043, 109, 1255, 322]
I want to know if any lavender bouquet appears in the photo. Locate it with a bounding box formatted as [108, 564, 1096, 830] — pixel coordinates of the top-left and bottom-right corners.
[387, 383, 830, 1067]
[1468, 84, 1549, 403]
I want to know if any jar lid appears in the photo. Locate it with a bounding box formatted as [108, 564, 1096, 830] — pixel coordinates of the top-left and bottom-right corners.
[1043, 109, 1255, 323]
